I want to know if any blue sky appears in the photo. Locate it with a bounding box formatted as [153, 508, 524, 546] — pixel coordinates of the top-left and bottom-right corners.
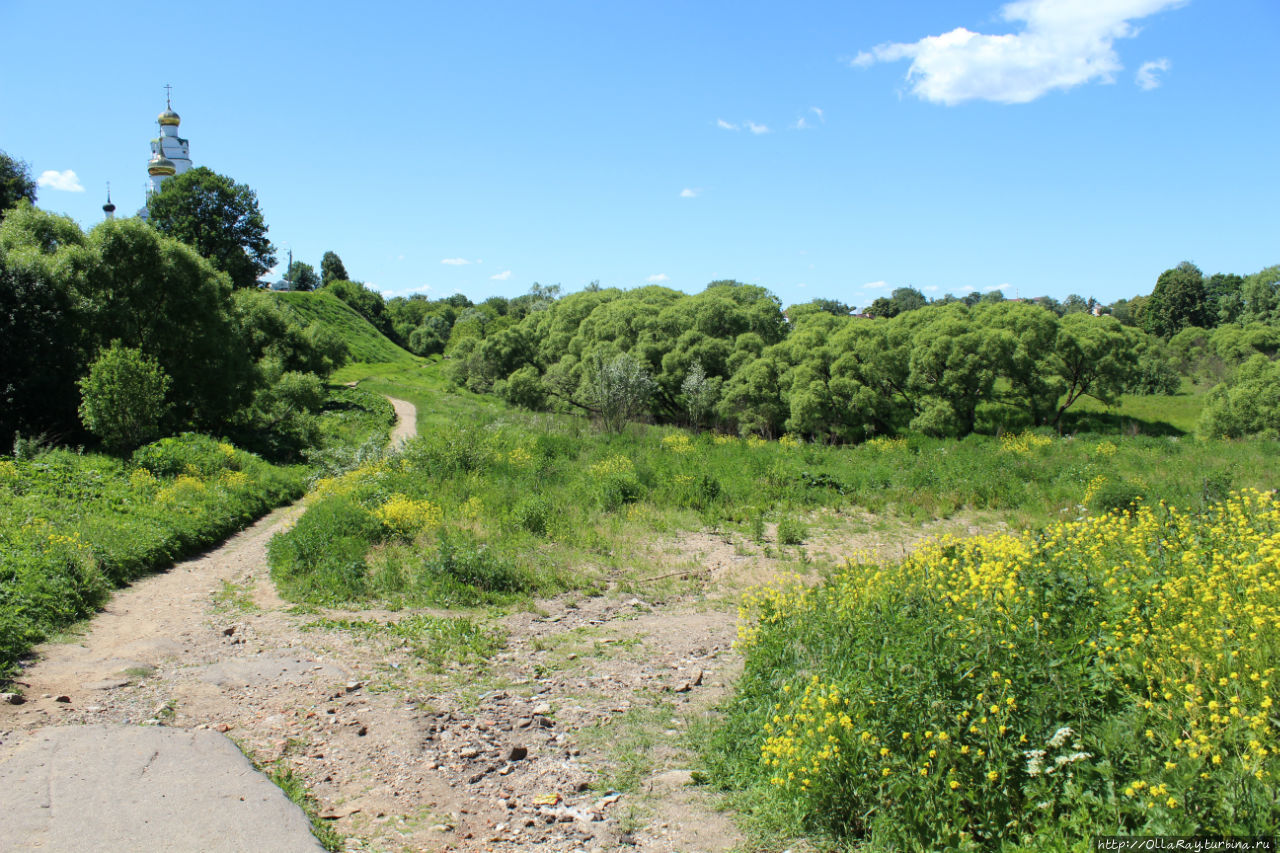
[4, 0, 1277, 309]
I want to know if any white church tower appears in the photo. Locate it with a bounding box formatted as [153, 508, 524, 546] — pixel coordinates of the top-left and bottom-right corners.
[146, 85, 192, 197]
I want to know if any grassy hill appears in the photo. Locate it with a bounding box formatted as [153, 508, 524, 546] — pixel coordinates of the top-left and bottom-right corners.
[273, 291, 417, 369]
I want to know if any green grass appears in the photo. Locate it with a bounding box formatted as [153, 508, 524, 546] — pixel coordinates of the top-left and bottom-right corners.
[266, 360, 1280, 613]
[273, 291, 418, 367]
[265, 764, 343, 851]
[0, 435, 304, 675]
[1064, 387, 1206, 435]
[303, 613, 506, 672]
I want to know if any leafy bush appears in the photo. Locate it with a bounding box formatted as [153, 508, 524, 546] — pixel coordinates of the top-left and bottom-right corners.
[1199, 355, 1280, 438]
[775, 516, 808, 545]
[1087, 479, 1145, 517]
[510, 495, 550, 536]
[712, 491, 1280, 848]
[133, 433, 241, 478]
[78, 342, 171, 452]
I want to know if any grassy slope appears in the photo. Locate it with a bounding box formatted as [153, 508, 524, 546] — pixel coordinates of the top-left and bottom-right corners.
[273, 291, 418, 370]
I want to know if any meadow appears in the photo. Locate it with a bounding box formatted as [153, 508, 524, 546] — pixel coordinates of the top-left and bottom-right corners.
[256, 356, 1280, 848]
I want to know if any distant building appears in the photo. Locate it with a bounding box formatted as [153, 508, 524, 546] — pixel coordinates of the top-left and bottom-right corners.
[137, 86, 193, 219]
[147, 86, 192, 196]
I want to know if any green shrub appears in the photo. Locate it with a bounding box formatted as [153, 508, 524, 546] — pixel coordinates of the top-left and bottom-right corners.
[711, 492, 1280, 847]
[775, 516, 808, 545]
[511, 495, 550, 536]
[429, 533, 532, 593]
[78, 342, 171, 453]
[1089, 479, 1145, 516]
[132, 433, 240, 477]
[1199, 355, 1280, 438]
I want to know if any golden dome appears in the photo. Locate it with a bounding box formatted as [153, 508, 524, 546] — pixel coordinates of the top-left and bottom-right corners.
[158, 108, 181, 127]
[148, 149, 176, 177]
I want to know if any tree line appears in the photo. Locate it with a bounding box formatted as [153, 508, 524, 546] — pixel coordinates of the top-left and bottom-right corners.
[348, 269, 1277, 441]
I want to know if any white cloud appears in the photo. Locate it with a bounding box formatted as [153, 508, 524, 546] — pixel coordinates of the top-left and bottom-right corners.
[923, 285, 940, 292]
[646, 273, 670, 283]
[960, 284, 976, 293]
[794, 117, 811, 130]
[396, 254, 405, 261]
[811, 106, 824, 121]
[747, 121, 770, 134]
[441, 258, 471, 266]
[797, 282, 808, 288]
[680, 188, 700, 198]
[852, 0, 1186, 105]
[717, 118, 738, 130]
[861, 280, 888, 290]
[380, 284, 433, 296]
[36, 169, 84, 192]
[985, 283, 1008, 292]
[1136, 57, 1170, 90]
[490, 270, 512, 281]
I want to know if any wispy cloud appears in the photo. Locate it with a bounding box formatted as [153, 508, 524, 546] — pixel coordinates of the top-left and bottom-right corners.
[923, 285, 940, 292]
[646, 273, 670, 284]
[851, 0, 1186, 105]
[717, 118, 738, 130]
[382, 284, 433, 296]
[490, 270, 512, 281]
[861, 280, 888, 290]
[796, 106, 826, 129]
[680, 188, 700, 198]
[1136, 58, 1170, 90]
[986, 283, 1009, 292]
[441, 258, 471, 266]
[37, 169, 84, 192]
[747, 121, 770, 134]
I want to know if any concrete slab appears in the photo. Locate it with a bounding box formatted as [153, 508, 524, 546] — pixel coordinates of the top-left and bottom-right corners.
[0, 725, 324, 852]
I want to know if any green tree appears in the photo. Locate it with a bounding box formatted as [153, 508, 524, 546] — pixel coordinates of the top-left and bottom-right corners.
[0, 151, 37, 220]
[1143, 262, 1209, 338]
[146, 166, 275, 289]
[0, 252, 84, 446]
[78, 342, 171, 452]
[1205, 272, 1245, 324]
[717, 354, 787, 437]
[866, 287, 927, 318]
[286, 260, 319, 291]
[320, 250, 349, 285]
[85, 218, 255, 428]
[903, 304, 1008, 436]
[681, 359, 721, 429]
[1049, 314, 1135, 427]
[1240, 265, 1280, 325]
[588, 352, 656, 432]
[1199, 355, 1280, 438]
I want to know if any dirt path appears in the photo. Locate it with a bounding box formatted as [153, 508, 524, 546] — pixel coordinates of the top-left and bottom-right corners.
[0, 397, 991, 852]
[387, 397, 416, 447]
